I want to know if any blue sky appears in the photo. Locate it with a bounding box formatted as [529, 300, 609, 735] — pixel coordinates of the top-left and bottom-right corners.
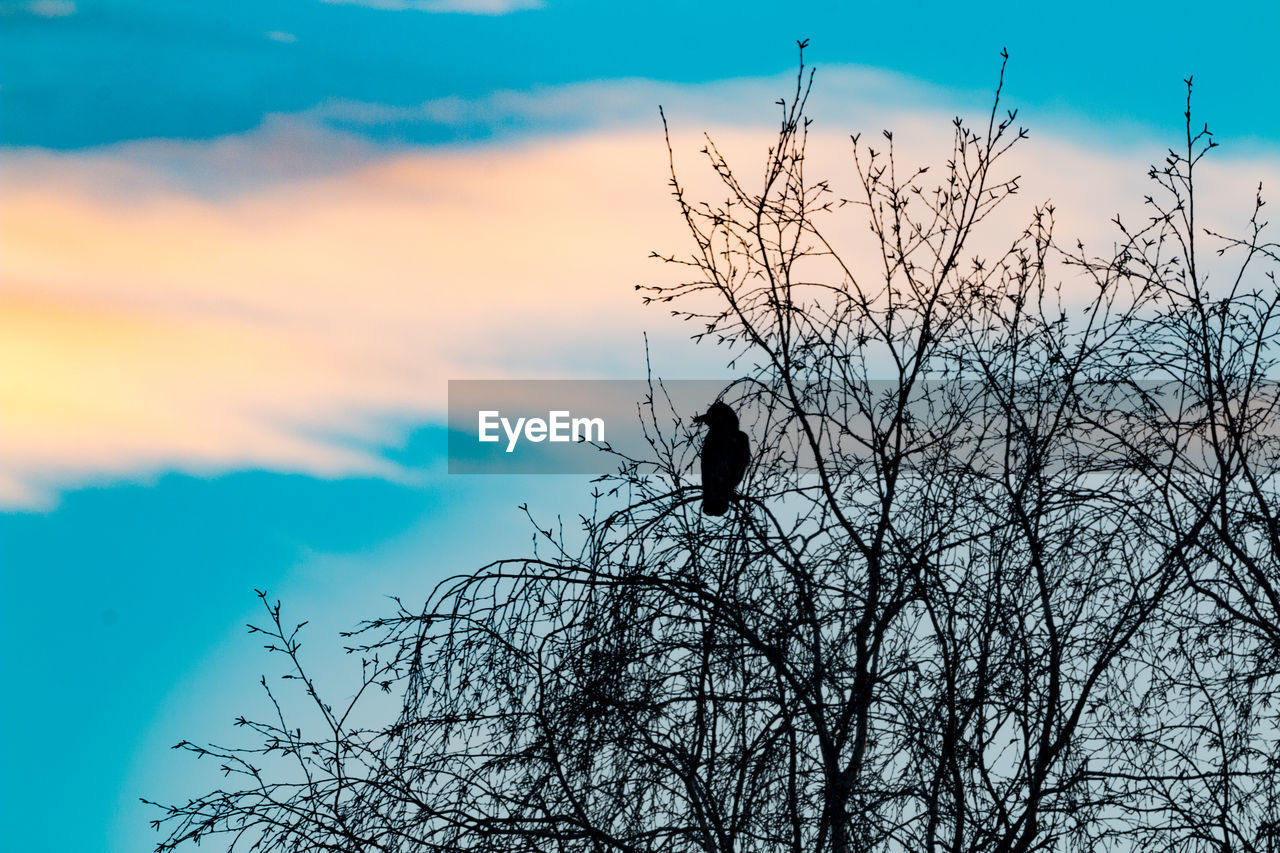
[6, 0, 1280, 149]
[2, 1, 1279, 851]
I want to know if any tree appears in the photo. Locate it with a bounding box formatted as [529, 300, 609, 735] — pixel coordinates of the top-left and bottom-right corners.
[148, 45, 1280, 853]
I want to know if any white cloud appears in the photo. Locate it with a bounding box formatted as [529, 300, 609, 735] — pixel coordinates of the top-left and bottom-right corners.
[29, 0, 73, 14]
[266, 30, 298, 43]
[0, 0, 75, 16]
[321, 0, 542, 15]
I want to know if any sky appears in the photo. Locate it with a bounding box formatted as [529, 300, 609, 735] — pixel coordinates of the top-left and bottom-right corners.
[2, 1, 1279, 851]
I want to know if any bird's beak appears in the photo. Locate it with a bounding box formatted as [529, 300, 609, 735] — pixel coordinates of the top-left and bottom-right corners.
[692, 414, 707, 426]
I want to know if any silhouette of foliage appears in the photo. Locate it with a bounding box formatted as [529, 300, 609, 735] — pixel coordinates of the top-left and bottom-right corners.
[148, 45, 1280, 853]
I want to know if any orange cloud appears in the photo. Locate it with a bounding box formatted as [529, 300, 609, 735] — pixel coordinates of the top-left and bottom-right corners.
[0, 126, 713, 506]
[3, 81, 1276, 508]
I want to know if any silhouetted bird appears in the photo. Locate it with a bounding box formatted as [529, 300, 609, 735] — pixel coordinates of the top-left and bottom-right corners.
[692, 401, 750, 516]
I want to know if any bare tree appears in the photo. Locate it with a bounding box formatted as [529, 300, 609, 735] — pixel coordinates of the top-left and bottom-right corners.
[1059, 82, 1280, 853]
[148, 46, 1280, 853]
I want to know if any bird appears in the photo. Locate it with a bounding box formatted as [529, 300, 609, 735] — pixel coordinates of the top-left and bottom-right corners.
[692, 401, 750, 516]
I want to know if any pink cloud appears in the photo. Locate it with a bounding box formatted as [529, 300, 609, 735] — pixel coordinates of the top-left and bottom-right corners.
[0, 126, 713, 506]
[2, 75, 1275, 507]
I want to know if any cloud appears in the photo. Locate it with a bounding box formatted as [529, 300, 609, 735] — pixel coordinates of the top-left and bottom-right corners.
[0, 0, 75, 16]
[265, 30, 298, 43]
[307, 67, 957, 146]
[320, 0, 542, 14]
[3, 72, 1276, 508]
[0, 122, 706, 507]
[28, 0, 73, 14]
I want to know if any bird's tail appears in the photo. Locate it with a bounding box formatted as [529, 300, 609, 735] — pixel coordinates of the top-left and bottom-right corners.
[702, 494, 730, 516]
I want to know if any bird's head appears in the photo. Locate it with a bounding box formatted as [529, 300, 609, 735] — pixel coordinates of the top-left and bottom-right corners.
[693, 401, 738, 431]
